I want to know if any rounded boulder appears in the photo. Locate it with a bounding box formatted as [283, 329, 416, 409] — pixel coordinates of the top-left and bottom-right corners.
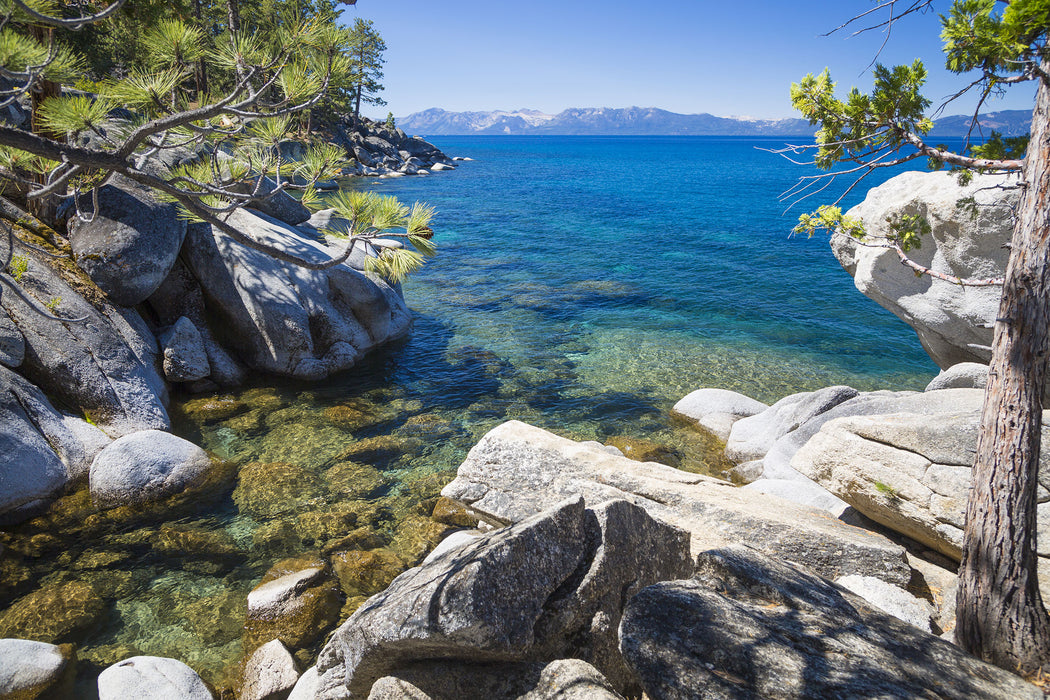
[89, 430, 214, 508]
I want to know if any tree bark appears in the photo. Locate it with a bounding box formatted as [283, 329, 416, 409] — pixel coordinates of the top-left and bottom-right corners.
[956, 61, 1050, 675]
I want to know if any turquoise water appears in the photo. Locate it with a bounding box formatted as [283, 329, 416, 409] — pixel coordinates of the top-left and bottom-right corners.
[367, 135, 939, 407]
[0, 136, 942, 693]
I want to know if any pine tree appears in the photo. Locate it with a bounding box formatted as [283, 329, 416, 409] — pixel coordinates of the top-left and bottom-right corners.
[0, 0, 434, 310]
[347, 17, 385, 127]
[791, 0, 1050, 675]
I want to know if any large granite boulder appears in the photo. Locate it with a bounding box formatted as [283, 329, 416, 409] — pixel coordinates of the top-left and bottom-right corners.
[97, 656, 214, 700]
[89, 429, 216, 508]
[442, 421, 912, 587]
[68, 174, 187, 306]
[240, 175, 312, 226]
[183, 207, 411, 380]
[619, 546, 1041, 700]
[832, 170, 1018, 369]
[0, 638, 76, 699]
[792, 409, 1050, 564]
[925, 362, 989, 391]
[0, 366, 108, 523]
[315, 496, 690, 699]
[1, 223, 169, 435]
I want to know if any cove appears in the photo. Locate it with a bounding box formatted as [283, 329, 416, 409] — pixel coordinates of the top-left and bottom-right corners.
[0, 135, 941, 693]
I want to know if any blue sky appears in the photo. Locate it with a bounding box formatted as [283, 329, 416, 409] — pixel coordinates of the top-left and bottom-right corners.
[341, 0, 1037, 121]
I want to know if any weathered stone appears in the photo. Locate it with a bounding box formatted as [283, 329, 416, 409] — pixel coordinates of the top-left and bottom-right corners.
[429, 497, 479, 528]
[835, 574, 935, 632]
[315, 498, 590, 699]
[146, 254, 245, 387]
[725, 385, 859, 463]
[365, 659, 623, 700]
[443, 421, 912, 586]
[242, 639, 300, 700]
[89, 430, 216, 508]
[834, 171, 1017, 368]
[0, 639, 76, 700]
[158, 316, 210, 382]
[2, 238, 169, 436]
[619, 546, 1042, 700]
[671, 388, 768, 441]
[97, 656, 214, 700]
[245, 562, 342, 651]
[529, 499, 692, 695]
[926, 362, 989, 391]
[287, 666, 320, 700]
[0, 367, 77, 521]
[742, 388, 987, 513]
[69, 174, 187, 306]
[0, 308, 24, 368]
[183, 207, 411, 379]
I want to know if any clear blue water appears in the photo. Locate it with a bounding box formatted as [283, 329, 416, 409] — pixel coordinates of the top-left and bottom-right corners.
[0, 135, 944, 691]
[364, 135, 939, 408]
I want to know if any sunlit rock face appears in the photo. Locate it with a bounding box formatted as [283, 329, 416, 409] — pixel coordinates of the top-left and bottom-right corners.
[833, 171, 1018, 369]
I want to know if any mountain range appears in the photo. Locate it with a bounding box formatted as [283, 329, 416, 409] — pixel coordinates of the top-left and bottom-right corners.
[398, 106, 1032, 138]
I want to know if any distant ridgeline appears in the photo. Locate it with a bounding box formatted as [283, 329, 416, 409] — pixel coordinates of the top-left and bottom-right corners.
[399, 106, 1032, 138]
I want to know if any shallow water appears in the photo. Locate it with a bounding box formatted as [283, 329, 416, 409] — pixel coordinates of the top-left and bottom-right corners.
[0, 136, 942, 693]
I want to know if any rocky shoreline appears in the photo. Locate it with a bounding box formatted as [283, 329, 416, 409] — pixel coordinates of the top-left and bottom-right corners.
[1, 162, 1040, 699]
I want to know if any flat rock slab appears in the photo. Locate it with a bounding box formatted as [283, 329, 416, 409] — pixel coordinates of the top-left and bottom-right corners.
[442, 421, 911, 587]
[792, 411, 1050, 561]
[619, 545, 1042, 700]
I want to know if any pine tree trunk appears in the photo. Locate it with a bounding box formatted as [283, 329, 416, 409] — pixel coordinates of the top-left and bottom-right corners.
[955, 62, 1050, 675]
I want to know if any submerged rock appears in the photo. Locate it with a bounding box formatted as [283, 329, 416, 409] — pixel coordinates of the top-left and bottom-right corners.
[0, 580, 104, 643]
[245, 558, 342, 652]
[619, 546, 1040, 700]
